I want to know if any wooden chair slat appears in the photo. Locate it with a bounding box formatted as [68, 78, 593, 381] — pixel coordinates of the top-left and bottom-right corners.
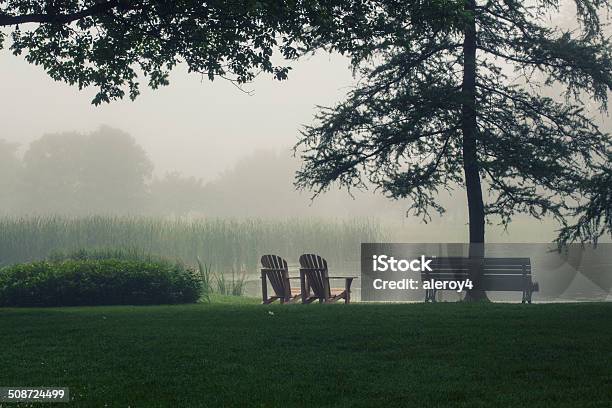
[260, 254, 299, 304]
[299, 254, 355, 304]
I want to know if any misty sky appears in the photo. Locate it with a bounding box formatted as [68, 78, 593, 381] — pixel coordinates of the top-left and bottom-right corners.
[0, 2, 600, 183]
[0, 51, 354, 181]
[1, 3, 609, 246]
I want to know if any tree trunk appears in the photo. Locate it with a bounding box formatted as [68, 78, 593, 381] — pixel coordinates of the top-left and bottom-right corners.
[461, 0, 488, 301]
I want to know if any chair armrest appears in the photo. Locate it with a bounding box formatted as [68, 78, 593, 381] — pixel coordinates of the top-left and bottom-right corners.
[343, 277, 355, 293]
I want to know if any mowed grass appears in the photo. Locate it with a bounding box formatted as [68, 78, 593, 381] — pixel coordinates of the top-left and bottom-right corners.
[1, 300, 611, 408]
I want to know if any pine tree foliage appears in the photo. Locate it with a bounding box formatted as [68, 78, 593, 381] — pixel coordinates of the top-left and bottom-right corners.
[295, 0, 612, 244]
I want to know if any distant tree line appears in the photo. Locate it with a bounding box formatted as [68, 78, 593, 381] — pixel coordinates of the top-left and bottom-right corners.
[0, 127, 204, 216]
[0, 126, 411, 219]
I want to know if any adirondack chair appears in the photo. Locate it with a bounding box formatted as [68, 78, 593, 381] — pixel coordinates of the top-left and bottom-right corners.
[260, 255, 301, 304]
[299, 254, 355, 304]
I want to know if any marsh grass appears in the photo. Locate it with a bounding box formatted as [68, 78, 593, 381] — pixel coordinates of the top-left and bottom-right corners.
[215, 269, 247, 296]
[198, 257, 247, 298]
[196, 256, 215, 302]
[0, 216, 382, 272]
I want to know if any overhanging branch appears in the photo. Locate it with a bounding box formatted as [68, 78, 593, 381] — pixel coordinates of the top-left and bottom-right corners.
[0, 1, 123, 27]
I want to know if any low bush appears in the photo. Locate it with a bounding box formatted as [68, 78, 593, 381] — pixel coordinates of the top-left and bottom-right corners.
[47, 247, 171, 263]
[0, 258, 202, 307]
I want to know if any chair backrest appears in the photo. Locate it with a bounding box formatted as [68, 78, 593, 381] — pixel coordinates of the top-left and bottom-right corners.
[299, 254, 330, 299]
[261, 255, 290, 297]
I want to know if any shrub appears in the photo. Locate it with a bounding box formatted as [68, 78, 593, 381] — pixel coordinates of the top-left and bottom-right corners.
[47, 247, 170, 263]
[0, 258, 202, 307]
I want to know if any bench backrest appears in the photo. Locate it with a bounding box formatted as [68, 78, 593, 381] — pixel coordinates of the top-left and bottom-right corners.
[423, 257, 532, 291]
[427, 257, 531, 274]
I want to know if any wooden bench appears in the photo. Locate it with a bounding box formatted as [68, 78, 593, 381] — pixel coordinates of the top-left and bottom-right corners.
[422, 257, 539, 303]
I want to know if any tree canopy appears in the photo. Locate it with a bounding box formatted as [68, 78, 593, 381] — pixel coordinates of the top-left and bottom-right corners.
[2, 1, 610, 245]
[19, 127, 153, 215]
[0, 0, 305, 104]
[294, 0, 612, 246]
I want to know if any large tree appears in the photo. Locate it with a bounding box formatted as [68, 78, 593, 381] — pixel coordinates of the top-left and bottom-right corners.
[0, 0, 305, 104]
[294, 0, 612, 299]
[3, 1, 610, 299]
[20, 127, 153, 215]
[0, 140, 22, 214]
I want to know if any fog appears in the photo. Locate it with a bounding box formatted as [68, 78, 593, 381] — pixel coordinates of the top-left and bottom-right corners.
[0, 52, 353, 181]
[0, 5, 608, 245]
[0, 49, 432, 220]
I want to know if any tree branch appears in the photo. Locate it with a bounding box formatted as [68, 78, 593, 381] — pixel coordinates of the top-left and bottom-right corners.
[0, 1, 124, 27]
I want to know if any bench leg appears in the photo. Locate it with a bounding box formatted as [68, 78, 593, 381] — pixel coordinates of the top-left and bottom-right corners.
[527, 288, 533, 304]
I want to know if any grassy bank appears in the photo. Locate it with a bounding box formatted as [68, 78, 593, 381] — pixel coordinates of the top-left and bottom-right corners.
[1, 300, 611, 407]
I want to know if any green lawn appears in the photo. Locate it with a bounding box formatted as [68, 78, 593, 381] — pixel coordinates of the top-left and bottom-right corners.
[1, 298, 611, 407]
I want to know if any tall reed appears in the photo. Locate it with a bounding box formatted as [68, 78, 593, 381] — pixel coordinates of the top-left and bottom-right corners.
[0, 216, 383, 272]
[196, 257, 214, 302]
